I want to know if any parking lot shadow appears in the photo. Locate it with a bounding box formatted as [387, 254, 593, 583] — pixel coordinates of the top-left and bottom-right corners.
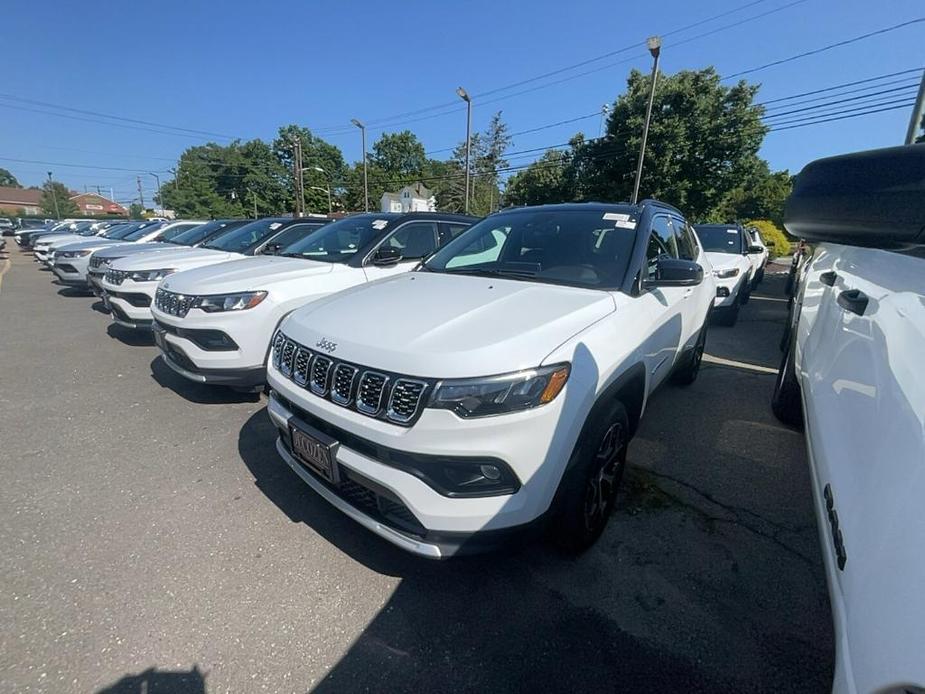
[106, 322, 155, 346]
[150, 356, 260, 405]
[56, 285, 93, 298]
[96, 666, 206, 693]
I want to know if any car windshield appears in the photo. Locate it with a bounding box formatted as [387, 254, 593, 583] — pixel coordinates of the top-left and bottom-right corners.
[201, 218, 289, 253]
[424, 209, 638, 289]
[167, 220, 244, 246]
[123, 222, 163, 241]
[280, 216, 384, 263]
[102, 224, 139, 240]
[75, 222, 96, 235]
[158, 222, 202, 242]
[694, 225, 745, 254]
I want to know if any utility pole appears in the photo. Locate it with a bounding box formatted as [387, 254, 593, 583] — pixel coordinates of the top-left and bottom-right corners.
[631, 36, 662, 205]
[47, 171, 60, 220]
[456, 87, 472, 214]
[904, 68, 925, 145]
[96, 185, 102, 195]
[291, 137, 304, 217]
[599, 104, 611, 138]
[351, 119, 368, 212]
[136, 176, 145, 209]
[148, 173, 161, 215]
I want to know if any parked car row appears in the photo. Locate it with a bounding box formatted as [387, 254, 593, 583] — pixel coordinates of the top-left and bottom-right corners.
[26, 200, 773, 560]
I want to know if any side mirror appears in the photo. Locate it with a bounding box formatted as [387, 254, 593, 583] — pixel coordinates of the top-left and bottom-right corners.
[747, 245, 764, 254]
[261, 243, 282, 255]
[372, 246, 402, 267]
[643, 257, 704, 288]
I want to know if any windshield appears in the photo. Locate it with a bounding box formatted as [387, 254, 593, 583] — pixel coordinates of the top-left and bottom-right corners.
[201, 218, 290, 253]
[168, 220, 245, 246]
[102, 223, 139, 240]
[424, 209, 638, 289]
[279, 216, 382, 263]
[158, 222, 202, 242]
[694, 225, 745, 254]
[75, 222, 96, 235]
[123, 222, 163, 241]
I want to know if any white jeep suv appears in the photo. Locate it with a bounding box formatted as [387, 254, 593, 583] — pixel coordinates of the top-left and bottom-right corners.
[693, 223, 762, 326]
[151, 213, 476, 390]
[772, 144, 924, 694]
[265, 201, 716, 557]
[100, 217, 330, 330]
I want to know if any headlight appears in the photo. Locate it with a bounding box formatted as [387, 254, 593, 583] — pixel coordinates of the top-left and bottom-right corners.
[713, 267, 740, 279]
[59, 249, 93, 258]
[195, 291, 268, 313]
[129, 268, 176, 282]
[429, 363, 570, 418]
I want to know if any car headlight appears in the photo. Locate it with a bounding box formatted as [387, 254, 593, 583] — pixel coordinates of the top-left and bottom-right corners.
[129, 268, 176, 282]
[60, 249, 93, 258]
[713, 267, 740, 279]
[429, 363, 570, 418]
[195, 291, 268, 313]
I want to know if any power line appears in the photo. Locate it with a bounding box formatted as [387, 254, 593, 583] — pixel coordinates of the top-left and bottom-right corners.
[756, 67, 924, 105]
[723, 17, 925, 79]
[762, 84, 920, 119]
[768, 101, 915, 131]
[764, 97, 917, 127]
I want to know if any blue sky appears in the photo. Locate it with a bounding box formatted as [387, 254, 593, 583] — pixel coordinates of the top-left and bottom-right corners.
[2, 0, 922, 205]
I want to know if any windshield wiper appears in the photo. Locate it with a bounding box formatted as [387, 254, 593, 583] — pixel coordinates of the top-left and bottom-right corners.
[443, 267, 537, 280]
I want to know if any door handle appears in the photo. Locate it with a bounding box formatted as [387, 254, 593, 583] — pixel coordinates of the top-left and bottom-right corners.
[820, 270, 837, 286]
[837, 289, 868, 316]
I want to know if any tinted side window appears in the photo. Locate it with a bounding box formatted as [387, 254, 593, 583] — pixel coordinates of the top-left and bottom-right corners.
[672, 217, 697, 261]
[438, 221, 470, 246]
[384, 221, 438, 259]
[650, 216, 678, 258]
[645, 231, 671, 280]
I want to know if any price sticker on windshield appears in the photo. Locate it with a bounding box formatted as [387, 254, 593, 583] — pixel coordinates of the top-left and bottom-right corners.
[372, 219, 389, 230]
[269, 222, 282, 230]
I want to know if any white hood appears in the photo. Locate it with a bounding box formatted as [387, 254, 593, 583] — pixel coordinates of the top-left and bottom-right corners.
[111, 247, 241, 273]
[705, 252, 747, 272]
[281, 272, 616, 378]
[162, 256, 336, 295]
[35, 233, 79, 247]
[54, 238, 125, 253]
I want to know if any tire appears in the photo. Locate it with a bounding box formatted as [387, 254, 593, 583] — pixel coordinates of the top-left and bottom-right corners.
[550, 399, 630, 554]
[740, 277, 751, 304]
[671, 317, 708, 385]
[771, 336, 803, 428]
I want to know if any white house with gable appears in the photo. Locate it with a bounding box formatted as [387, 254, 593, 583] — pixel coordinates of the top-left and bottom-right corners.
[380, 182, 436, 213]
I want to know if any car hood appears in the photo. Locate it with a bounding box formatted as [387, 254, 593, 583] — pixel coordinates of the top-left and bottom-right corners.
[35, 233, 78, 246]
[281, 272, 617, 378]
[54, 238, 126, 253]
[705, 252, 747, 272]
[162, 256, 337, 295]
[111, 247, 241, 272]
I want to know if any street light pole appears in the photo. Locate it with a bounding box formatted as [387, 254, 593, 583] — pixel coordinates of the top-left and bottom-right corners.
[148, 172, 161, 216]
[456, 87, 472, 214]
[904, 68, 925, 145]
[47, 171, 60, 220]
[312, 166, 333, 214]
[631, 36, 662, 205]
[351, 119, 368, 212]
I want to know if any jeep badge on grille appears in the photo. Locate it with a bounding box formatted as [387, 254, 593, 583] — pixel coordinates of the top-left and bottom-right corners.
[316, 338, 337, 353]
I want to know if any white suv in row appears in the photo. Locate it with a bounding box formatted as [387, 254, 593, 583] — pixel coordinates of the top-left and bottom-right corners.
[693, 223, 763, 326]
[772, 144, 924, 694]
[265, 201, 716, 557]
[151, 212, 476, 390]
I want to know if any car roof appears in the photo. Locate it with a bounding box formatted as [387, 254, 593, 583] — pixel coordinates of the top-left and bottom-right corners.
[497, 200, 683, 217]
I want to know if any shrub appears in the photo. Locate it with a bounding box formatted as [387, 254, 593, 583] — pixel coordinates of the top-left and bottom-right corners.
[746, 219, 790, 259]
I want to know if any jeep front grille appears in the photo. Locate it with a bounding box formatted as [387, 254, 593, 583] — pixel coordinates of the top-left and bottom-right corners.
[272, 331, 431, 426]
[154, 288, 196, 318]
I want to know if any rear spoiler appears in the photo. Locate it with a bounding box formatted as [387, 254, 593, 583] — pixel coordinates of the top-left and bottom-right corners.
[784, 144, 925, 249]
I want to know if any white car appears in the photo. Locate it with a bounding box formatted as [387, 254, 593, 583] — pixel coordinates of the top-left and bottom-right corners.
[772, 144, 924, 694]
[693, 223, 761, 326]
[151, 213, 477, 390]
[33, 221, 98, 262]
[746, 227, 769, 286]
[265, 201, 716, 558]
[54, 220, 225, 289]
[100, 217, 331, 330]
[85, 219, 251, 292]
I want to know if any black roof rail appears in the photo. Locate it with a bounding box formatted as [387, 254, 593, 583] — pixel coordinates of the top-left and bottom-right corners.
[638, 198, 684, 215]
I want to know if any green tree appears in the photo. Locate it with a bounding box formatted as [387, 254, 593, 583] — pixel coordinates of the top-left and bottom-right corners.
[371, 131, 427, 177]
[0, 168, 20, 187]
[128, 203, 145, 220]
[272, 125, 347, 215]
[709, 165, 792, 227]
[504, 148, 573, 206]
[40, 180, 78, 217]
[443, 111, 512, 214]
[576, 68, 767, 218]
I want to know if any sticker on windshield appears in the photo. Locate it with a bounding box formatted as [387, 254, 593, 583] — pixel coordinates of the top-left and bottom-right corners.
[614, 220, 636, 229]
[372, 219, 388, 230]
[727, 229, 738, 234]
[269, 222, 282, 230]
[602, 212, 631, 222]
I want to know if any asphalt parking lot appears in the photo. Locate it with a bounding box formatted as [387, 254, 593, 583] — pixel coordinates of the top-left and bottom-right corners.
[0, 247, 832, 693]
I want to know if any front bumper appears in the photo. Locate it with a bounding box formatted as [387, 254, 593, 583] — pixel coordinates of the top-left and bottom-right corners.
[267, 390, 545, 558]
[154, 322, 266, 388]
[100, 278, 156, 328]
[713, 275, 744, 308]
[266, 357, 578, 556]
[52, 260, 89, 286]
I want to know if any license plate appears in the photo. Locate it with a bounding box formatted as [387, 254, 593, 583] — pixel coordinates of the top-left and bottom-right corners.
[290, 424, 339, 483]
[153, 327, 167, 351]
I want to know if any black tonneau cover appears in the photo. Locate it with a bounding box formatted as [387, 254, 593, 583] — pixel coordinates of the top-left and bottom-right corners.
[784, 144, 925, 249]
